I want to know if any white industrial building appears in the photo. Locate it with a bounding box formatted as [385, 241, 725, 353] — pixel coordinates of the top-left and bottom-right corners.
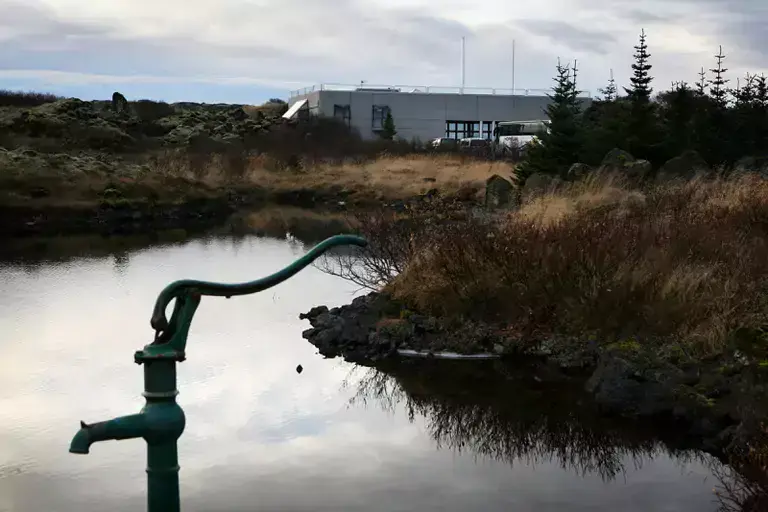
[286, 83, 592, 142]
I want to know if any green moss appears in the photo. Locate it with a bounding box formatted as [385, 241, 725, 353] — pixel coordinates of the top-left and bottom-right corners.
[607, 338, 642, 353]
[102, 186, 122, 198]
[729, 326, 768, 358]
[377, 319, 413, 340]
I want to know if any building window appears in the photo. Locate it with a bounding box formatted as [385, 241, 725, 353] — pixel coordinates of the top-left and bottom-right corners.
[445, 120, 481, 140]
[372, 105, 391, 130]
[334, 104, 351, 125]
[482, 121, 494, 140]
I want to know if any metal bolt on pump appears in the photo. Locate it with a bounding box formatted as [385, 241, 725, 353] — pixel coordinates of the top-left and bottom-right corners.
[69, 234, 367, 512]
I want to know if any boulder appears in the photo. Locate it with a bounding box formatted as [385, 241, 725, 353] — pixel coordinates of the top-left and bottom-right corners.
[228, 107, 249, 121]
[595, 149, 654, 183]
[600, 148, 635, 169]
[624, 159, 652, 181]
[585, 356, 678, 417]
[733, 155, 768, 179]
[521, 173, 560, 201]
[657, 150, 709, 182]
[2, 96, 282, 153]
[453, 183, 480, 202]
[111, 92, 129, 114]
[566, 163, 592, 181]
[484, 174, 517, 210]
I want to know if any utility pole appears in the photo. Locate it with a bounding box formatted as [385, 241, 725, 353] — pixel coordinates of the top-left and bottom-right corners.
[573, 59, 578, 90]
[512, 39, 516, 108]
[512, 39, 516, 94]
[461, 36, 466, 93]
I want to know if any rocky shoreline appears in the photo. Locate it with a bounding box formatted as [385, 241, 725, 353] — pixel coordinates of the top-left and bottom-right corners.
[0, 197, 239, 238]
[301, 292, 767, 456]
[0, 179, 461, 238]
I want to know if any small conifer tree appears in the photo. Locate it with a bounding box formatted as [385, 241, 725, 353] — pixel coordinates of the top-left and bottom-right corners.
[381, 111, 397, 140]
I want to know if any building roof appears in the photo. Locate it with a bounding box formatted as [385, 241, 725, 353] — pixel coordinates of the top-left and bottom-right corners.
[290, 82, 592, 99]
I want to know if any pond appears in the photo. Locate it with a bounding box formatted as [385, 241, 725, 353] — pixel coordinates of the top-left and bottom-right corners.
[0, 232, 733, 511]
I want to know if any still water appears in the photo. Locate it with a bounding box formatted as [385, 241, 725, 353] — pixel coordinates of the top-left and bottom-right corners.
[0, 233, 729, 511]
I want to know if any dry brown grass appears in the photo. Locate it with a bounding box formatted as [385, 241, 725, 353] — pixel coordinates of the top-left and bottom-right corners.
[239, 206, 355, 237]
[148, 151, 512, 201]
[516, 171, 645, 227]
[2, 147, 506, 210]
[382, 173, 768, 353]
[261, 153, 510, 199]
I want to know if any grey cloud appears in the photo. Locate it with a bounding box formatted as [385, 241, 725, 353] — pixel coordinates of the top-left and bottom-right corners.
[622, 9, 670, 24]
[0, 2, 111, 40]
[0, 0, 474, 86]
[512, 19, 618, 55]
[1, 0, 766, 98]
[0, 5, 325, 82]
[612, 0, 768, 64]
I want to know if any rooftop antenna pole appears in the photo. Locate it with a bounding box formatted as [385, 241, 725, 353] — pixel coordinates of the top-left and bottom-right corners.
[511, 39, 517, 109]
[512, 39, 516, 95]
[461, 36, 466, 94]
[573, 59, 578, 90]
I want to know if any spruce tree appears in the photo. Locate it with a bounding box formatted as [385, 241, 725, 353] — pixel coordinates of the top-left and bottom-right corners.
[733, 74, 755, 109]
[691, 67, 714, 158]
[381, 111, 397, 140]
[708, 46, 730, 109]
[755, 74, 768, 151]
[624, 29, 653, 103]
[732, 74, 757, 156]
[598, 69, 618, 101]
[705, 46, 731, 163]
[517, 60, 583, 180]
[623, 29, 659, 161]
[659, 82, 695, 158]
[695, 68, 708, 96]
[756, 74, 768, 109]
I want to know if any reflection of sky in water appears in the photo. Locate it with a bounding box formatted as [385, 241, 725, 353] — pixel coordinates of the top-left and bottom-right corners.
[0, 236, 721, 512]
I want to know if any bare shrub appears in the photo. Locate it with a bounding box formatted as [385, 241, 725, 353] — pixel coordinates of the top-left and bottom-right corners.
[0, 90, 63, 107]
[328, 174, 768, 354]
[131, 99, 176, 121]
[317, 208, 424, 291]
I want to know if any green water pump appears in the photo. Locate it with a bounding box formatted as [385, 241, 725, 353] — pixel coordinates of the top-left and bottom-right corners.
[69, 234, 367, 512]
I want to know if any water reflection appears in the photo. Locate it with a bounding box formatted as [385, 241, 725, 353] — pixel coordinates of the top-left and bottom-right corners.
[0, 232, 743, 511]
[352, 359, 709, 483]
[0, 207, 351, 267]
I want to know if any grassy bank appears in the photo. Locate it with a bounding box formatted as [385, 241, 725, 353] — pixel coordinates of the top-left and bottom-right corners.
[387, 172, 768, 356]
[314, 171, 768, 469]
[0, 149, 509, 209]
[0, 92, 511, 237]
[0, 92, 511, 220]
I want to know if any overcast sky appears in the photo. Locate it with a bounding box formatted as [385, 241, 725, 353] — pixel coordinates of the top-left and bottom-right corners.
[0, 0, 765, 104]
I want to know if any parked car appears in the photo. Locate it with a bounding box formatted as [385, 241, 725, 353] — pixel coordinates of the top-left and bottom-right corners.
[430, 137, 458, 150]
[458, 137, 491, 150]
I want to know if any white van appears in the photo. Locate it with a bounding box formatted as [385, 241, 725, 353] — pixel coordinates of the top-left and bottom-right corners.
[493, 120, 551, 154]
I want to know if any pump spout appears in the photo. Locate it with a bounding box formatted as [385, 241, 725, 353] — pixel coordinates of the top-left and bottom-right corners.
[69, 414, 147, 454]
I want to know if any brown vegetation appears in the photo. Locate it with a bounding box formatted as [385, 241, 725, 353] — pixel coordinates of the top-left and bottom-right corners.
[1, 149, 509, 210]
[155, 151, 508, 200]
[1, 93, 512, 215]
[0, 89, 63, 108]
[373, 172, 768, 355]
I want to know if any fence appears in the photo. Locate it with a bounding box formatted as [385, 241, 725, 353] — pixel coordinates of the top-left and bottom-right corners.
[289, 83, 591, 99]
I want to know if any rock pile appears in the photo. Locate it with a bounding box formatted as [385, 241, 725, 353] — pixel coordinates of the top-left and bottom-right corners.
[0, 96, 281, 152]
[300, 292, 512, 364]
[300, 291, 744, 451]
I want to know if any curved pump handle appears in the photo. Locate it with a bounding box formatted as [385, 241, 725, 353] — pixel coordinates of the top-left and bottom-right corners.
[142, 235, 367, 360]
